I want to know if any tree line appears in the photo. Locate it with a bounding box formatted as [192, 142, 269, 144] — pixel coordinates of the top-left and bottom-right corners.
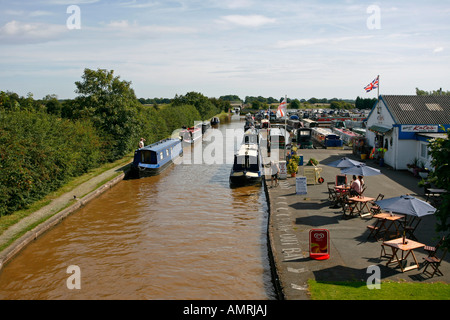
[0, 68, 230, 216]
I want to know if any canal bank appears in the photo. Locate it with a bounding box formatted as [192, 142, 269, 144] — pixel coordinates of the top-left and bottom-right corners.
[264, 148, 450, 300]
[0, 162, 131, 271]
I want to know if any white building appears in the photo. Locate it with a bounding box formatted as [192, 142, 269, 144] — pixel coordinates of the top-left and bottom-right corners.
[366, 95, 450, 170]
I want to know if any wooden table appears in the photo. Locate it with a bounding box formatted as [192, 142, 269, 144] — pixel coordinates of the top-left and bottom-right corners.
[367, 213, 405, 241]
[382, 238, 425, 272]
[425, 188, 446, 204]
[349, 196, 375, 217]
[335, 185, 350, 192]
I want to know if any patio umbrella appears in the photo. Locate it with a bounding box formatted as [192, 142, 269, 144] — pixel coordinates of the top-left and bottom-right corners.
[375, 195, 436, 217]
[327, 157, 363, 168]
[340, 164, 382, 176]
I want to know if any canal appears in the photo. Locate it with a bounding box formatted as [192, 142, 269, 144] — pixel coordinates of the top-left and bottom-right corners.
[0, 116, 276, 300]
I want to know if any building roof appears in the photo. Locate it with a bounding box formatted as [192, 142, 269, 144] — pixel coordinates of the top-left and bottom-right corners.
[380, 95, 450, 125]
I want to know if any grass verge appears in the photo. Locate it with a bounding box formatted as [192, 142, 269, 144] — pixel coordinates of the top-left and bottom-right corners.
[308, 279, 450, 300]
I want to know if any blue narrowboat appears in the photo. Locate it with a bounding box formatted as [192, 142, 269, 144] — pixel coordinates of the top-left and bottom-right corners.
[131, 138, 183, 178]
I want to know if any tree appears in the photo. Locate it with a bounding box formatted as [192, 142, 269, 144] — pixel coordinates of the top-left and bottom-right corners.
[416, 88, 450, 96]
[427, 127, 450, 249]
[72, 68, 141, 160]
[290, 99, 301, 109]
[172, 91, 218, 120]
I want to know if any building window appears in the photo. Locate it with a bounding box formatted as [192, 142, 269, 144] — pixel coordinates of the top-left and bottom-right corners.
[426, 103, 443, 111]
[420, 143, 428, 159]
[399, 103, 414, 111]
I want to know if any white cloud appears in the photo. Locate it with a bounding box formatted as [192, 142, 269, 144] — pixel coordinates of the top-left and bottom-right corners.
[119, 0, 159, 9]
[217, 15, 276, 28]
[0, 20, 67, 43]
[275, 36, 374, 49]
[104, 20, 197, 35]
[43, 0, 100, 4]
[29, 10, 54, 17]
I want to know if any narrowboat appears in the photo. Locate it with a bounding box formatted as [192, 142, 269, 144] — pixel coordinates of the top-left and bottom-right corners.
[179, 125, 202, 144]
[269, 127, 289, 149]
[229, 143, 263, 186]
[242, 128, 260, 146]
[130, 138, 183, 178]
[210, 117, 220, 126]
[297, 128, 313, 149]
[201, 122, 211, 134]
[311, 127, 344, 149]
[331, 127, 362, 145]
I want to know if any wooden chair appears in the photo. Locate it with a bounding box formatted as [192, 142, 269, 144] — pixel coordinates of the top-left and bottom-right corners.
[422, 248, 448, 278]
[403, 217, 421, 241]
[424, 236, 446, 258]
[340, 195, 356, 219]
[380, 243, 394, 260]
[360, 186, 367, 196]
[369, 194, 384, 215]
[327, 182, 336, 201]
[367, 223, 382, 241]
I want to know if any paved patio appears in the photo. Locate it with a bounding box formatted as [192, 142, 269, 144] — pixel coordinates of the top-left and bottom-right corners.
[265, 148, 449, 300]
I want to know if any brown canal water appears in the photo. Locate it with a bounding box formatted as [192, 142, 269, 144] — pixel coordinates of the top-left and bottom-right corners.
[0, 117, 276, 300]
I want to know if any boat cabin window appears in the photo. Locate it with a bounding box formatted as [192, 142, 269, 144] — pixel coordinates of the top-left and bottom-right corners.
[233, 155, 259, 171]
[141, 150, 158, 164]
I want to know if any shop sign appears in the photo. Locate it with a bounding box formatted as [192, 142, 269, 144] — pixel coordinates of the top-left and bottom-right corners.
[401, 125, 438, 133]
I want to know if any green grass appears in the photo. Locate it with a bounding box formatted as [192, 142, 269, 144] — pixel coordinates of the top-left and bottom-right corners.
[308, 280, 450, 300]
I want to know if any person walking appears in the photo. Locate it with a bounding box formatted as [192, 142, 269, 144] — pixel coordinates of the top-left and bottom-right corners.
[270, 161, 280, 187]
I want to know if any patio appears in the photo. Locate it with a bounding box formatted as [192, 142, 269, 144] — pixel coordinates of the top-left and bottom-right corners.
[266, 148, 449, 299]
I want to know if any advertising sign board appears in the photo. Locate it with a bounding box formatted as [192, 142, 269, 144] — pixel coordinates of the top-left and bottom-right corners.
[309, 229, 330, 260]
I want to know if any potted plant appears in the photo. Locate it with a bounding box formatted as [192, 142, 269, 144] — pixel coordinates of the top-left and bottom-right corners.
[287, 155, 300, 177]
[407, 158, 419, 175]
[306, 158, 319, 166]
[378, 148, 387, 166]
[418, 178, 431, 195]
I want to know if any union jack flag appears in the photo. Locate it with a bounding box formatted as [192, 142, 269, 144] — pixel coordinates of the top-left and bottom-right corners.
[364, 76, 379, 92]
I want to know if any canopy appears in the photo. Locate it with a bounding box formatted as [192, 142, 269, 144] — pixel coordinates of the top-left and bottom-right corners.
[327, 157, 363, 168]
[375, 195, 436, 217]
[340, 164, 382, 176]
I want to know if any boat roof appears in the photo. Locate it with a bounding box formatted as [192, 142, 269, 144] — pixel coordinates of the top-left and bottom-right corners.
[235, 144, 259, 157]
[312, 127, 334, 134]
[140, 139, 180, 153]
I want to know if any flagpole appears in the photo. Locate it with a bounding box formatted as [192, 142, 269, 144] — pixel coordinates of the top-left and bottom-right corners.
[285, 95, 288, 160]
[377, 75, 380, 101]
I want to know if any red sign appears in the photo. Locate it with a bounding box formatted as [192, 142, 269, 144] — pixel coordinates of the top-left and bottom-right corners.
[309, 229, 330, 260]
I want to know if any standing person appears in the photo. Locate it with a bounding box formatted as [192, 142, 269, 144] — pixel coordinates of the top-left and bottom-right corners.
[138, 138, 145, 149]
[271, 161, 279, 187]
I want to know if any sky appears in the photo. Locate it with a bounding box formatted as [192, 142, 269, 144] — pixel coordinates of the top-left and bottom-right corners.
[0, 0, 449, 101]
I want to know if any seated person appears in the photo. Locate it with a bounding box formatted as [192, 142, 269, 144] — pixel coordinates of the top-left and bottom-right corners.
[350, 177, 362, 196]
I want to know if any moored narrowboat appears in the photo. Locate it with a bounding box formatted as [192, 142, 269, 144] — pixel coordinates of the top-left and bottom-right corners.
[180, 126, 202, 144]
[210, 117, 220, 126]
[311, 127, 344, 149]
[130, 138, 183, 178]
[229, 143, 263, 186]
